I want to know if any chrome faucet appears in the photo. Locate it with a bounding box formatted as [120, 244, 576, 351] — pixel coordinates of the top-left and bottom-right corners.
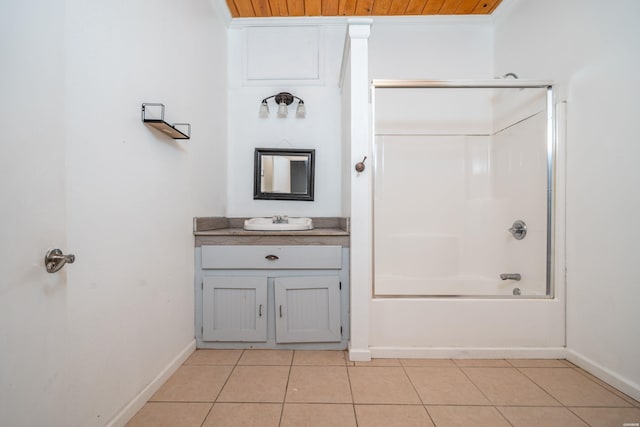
[272, 215, 289, 224]
[500, 273, 521, 281]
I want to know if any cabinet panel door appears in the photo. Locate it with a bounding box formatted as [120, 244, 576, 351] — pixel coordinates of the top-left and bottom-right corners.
[203, 276, 267, 342]
[274, 276, 341, 343]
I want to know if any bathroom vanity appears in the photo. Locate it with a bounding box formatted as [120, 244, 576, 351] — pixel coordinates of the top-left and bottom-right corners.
[193, 217, 350, 349]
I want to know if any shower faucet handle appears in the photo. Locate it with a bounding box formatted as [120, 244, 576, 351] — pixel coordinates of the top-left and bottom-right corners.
[508, 220, 527, 240]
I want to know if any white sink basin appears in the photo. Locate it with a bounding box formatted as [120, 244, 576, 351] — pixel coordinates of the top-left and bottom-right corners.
[244, 217, 313, 231]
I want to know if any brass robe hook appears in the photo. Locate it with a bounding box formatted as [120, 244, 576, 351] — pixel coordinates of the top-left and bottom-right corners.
[355, 156, 367, 173]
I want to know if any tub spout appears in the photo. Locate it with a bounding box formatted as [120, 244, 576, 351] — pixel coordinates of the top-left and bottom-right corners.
[500, 273, 521, 281]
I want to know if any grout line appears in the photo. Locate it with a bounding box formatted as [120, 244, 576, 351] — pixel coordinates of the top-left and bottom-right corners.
[514, 367, 568, 407]
[456, 366, 494, 405]
[198, 402, 215, 427]
[493, 406, 517, 427]
[423, 403, 569, 407]
[400, 363, 426, 405]
[400, 363, 438, 426]
[278, 352, 294, 426]
[198, 347, 245, 424]
[565, 406, 596, 427]
[345, 364, 359, 427]
[346, 361, 356, 406]
[570, 367, 640, 407]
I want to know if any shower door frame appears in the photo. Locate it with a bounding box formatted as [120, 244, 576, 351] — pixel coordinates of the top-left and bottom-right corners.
[370, 79, 556, 299]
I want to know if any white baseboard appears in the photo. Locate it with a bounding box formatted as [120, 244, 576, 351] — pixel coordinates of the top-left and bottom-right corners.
[348, 343, 372, 361]
[106, 339, 197, 427]
[369, 346, 567, 359]
[566, 349, 640, 402]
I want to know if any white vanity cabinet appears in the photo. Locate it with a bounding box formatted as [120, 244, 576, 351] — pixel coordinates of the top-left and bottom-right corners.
[196, 244, 349, 349]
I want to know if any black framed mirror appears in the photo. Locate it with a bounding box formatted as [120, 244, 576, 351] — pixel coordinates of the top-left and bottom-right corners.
[254, 148, 315, 201]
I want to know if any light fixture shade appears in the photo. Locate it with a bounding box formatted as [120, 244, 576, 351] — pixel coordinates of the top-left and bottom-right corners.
[258, 101, 269, 118]
[296, 101, 306, 118]
[277, 101, 288, 118]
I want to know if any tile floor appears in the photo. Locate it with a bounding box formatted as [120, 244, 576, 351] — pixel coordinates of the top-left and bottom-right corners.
[127, 350, 640, 427]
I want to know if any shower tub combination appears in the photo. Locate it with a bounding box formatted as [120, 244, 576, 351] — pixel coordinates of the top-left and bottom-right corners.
[372, 80, 555, 299]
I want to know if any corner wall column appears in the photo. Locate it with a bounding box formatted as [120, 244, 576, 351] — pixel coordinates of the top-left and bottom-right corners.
[346, 19, 372, 362]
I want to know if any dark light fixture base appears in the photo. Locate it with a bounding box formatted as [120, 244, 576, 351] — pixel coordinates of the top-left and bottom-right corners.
[274, 92, 294, 106]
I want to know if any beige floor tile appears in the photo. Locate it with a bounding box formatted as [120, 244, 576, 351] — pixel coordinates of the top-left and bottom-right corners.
[507, 359, 571, 368]
[126, 402, 212, 427]
[184, 349, 243, 365]
[150, 365, 232, 402]
[427, 405, 511, 427]
[519, 367, 632, 407]
[202, 403, 282, 427]
[355, 404, 434, 427]
[454, 359, 511, 367]
[238, 349, 293, 365]
[281, 403, 356, 427]
[399, 359, 456, 367]
[498, 406, 589, 427]
[348, 367, 421, 404]
[217, 365, 290, 402]
[571, 407, 640, 427]
[292, 350, 347, 366]
[572, 367, 640, 407]
[286, 366, 352, 403]
[404, 367, 489, 405]
[354, 358, 401, 366]
[463, 367, 560, 406]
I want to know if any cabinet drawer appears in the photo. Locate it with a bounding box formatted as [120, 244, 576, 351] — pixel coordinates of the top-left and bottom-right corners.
[202, 245, 342, 269]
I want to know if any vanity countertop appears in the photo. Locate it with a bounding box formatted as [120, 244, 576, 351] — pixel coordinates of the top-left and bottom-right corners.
[194, 217, 350, 247]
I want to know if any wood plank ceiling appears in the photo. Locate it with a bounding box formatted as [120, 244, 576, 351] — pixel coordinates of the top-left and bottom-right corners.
[226, 0, 503, 18]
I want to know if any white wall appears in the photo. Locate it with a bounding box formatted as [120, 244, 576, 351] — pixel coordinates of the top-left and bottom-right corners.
[369, 18, 494, 80]
[0, 0, 227, 425]
[226, 24, 346, 217]
[495, 0, 640, 399]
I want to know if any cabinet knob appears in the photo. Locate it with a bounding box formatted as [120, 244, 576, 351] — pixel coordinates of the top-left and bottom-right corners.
[265, 255, 279, 261]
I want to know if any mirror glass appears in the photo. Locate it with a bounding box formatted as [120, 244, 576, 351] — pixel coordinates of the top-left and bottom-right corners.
[254, 148, 315, 201]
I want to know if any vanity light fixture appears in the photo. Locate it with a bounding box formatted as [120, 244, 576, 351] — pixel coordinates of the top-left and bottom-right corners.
[259, 92, 306, 119]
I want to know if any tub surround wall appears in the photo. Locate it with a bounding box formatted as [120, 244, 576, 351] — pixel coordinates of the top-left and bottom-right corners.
[373, 87, 549, 297]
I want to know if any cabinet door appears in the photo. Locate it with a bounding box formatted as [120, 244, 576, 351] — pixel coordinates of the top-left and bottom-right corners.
[274, 276, 341, 343]
[202, 276, 267, 342]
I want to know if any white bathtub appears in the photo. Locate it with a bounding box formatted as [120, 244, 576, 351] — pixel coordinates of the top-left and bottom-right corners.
[374, 274, 542, 297]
